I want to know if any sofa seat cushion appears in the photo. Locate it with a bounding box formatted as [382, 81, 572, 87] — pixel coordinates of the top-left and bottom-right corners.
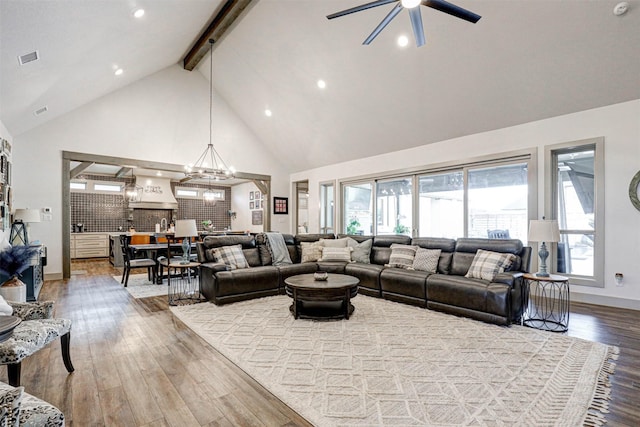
[316, 261, 348, 274]
[0, 382, 64, 426]
[214, 266, 279, 297]
[380, 268, 429, 300]
[0, 319, 72, 365]
[344, 263, 384, 294]
[426, 274, 510, 317]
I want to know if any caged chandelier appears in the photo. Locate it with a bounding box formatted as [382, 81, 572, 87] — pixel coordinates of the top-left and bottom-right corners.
[184, 39, 235, 182]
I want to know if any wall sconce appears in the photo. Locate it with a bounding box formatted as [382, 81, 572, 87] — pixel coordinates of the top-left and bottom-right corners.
[227, 210, 237, 220]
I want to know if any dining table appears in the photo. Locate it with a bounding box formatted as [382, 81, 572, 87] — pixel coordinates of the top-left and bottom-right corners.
[130, 242, 198, 284]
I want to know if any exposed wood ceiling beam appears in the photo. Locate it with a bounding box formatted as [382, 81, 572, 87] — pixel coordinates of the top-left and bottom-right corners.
[183, 0, 256, 71]
[116, 167, 133, 178]
[69, 161, 94, 179]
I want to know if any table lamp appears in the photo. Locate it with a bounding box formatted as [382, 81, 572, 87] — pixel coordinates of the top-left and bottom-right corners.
[174, 219, 198, 264]
[10, 208, 41, 245]
[528, 219, 560, 277]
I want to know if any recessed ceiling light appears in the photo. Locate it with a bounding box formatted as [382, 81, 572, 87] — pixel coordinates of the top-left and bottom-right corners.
[133, 8, 145, 18]
[156, 171, 162, 176]
[265, 109, 272, 117]
[397, 35, 409, 47]
[115, 68, 123, 76]
[317, 79, 327, 89]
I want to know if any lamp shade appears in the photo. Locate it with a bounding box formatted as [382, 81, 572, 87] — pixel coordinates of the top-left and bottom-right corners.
[528, 220, 560, 243]
[13, 208, 40, 223]
[174, 219, 198, 238]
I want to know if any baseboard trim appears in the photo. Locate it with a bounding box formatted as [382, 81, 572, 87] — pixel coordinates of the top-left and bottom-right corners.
[44, 273, 63, 281]
[571, 291, 640, 311]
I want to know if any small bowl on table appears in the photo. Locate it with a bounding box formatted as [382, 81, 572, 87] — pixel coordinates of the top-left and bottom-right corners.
[314, 271, 328, 281]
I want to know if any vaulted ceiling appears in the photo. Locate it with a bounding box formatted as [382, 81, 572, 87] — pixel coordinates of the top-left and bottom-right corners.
[2, 0, 639, 173]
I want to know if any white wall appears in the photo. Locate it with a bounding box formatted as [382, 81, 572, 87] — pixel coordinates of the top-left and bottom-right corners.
[11, 64, 291, 277]
[291, 100, 640, 309]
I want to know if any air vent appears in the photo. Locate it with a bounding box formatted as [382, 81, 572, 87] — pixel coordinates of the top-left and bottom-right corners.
[33, 106, 48, 116]
[18, 50, 39, 65]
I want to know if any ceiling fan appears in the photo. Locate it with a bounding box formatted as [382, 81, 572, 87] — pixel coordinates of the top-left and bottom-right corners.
[327, 0, 481, 47]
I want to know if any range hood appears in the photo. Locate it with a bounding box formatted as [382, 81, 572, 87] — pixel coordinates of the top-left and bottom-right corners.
[128, 176, 178, 210]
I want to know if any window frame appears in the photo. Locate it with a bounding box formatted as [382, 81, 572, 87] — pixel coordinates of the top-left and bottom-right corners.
[545, 137, 604, 287]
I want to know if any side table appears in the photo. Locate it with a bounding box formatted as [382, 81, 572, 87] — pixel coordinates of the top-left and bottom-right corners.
[522, 273, 570, 332]
[167, 261, 203, 306]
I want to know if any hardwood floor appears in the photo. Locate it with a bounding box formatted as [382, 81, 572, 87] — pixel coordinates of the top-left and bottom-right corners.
[4, 258, 639, 426]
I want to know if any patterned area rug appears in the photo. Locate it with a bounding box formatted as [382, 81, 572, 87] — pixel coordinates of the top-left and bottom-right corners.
[112, 274, 167, 299]
[171, 295, 618, 427]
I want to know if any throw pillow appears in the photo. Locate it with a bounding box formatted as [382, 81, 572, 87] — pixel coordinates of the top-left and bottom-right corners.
[319, 247, 353, 262]
[300, 241, 323, 263]
[320, 238, 349, 248]
[212, 244, 249, 270]
[0, 386, 23, 427]
[465, 249, 517, 281]
[385, 244, 419, 269]
[346, 238, 372, 264]
[412, 248, 441, 273]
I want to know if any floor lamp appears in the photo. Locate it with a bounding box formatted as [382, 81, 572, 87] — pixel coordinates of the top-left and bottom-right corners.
[10, 209, 41, 246]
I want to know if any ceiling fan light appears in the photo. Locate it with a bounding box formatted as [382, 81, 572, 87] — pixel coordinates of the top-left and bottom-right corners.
[401, 0, 421, 9]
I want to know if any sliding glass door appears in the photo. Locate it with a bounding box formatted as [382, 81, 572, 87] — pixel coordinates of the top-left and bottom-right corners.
[418, 171, 463, 238]
[343, 182, 373, 235]
[376, 177, 412, 236]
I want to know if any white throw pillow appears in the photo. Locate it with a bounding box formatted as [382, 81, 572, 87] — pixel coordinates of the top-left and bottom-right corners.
[465, 249, 517, 281]
[320, 238, 349, 248]
[346, 238, 372, 264]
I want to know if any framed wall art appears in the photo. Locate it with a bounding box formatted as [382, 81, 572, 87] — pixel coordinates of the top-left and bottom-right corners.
[273, 197, 288, 215]
[249, 191, 254, 200]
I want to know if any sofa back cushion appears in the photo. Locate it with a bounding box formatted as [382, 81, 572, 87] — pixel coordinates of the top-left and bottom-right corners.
[451, 238, 524, 277]
[199, 235, 261, 267]
[371, 235, 412, 265]
[410, 237, 456, 274]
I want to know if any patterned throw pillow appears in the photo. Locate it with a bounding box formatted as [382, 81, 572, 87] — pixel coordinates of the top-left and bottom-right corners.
[213, 244, 249, 270]
[300, 242, 323, 263]
[0, 386, 23, 427]
[465, 249, 517, 281]
[346, 238, 372, 264]
[385, 244, 419, 269]
[319, 247, 353, 262]
[412, 248, 441, 273]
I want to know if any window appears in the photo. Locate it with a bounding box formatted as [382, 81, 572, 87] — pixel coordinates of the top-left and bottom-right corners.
[418, 171, 463, 238]
[320, 182, 335, 234]
[548, 138, 604, 287]
[70, 181, 86, 190]
[343, 182, 373, 235]
[175, 188, 199, 198]
[376, 177, 412, 236]
[175, 187, 225, 200]
[467, 163, 529, 242]
[94, 183, 122, 192]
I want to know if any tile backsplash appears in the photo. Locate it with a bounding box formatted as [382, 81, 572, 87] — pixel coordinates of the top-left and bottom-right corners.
[70, 175, 231, 233]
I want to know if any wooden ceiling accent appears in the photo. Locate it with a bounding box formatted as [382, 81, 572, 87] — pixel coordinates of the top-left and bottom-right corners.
[183, 0, 256, 71]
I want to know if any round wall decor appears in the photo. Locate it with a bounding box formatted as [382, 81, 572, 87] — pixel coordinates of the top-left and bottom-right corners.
[629, 170, 640, 212]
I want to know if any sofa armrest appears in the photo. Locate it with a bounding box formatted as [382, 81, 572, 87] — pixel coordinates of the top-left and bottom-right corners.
[492, 271, 523, 287]
[8, 301, 55, 320]
[200, 262, 229, 273]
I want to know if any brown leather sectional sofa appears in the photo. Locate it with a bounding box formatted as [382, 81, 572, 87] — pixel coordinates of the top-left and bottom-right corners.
[196, 233, 531, 326]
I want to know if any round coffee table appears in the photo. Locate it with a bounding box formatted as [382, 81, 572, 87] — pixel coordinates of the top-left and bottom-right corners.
[284, 273, 359, 320]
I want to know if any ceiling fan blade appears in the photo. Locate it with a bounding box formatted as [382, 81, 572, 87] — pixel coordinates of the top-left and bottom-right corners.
[327, 0, 398, 20]
[423, 0, 481, 23]
[408, 7, 426, 47]
[363, 3, 404, 44]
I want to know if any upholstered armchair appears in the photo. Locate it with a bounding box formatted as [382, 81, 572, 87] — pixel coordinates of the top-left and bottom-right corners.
[0, 381, 65, 426]
[0, 300, 74, 387]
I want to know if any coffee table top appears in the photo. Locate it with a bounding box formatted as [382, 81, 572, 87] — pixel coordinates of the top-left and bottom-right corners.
[285, 273, 359, 290]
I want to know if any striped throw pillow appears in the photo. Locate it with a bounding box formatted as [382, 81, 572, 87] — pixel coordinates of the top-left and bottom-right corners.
[319, 246, 353, 262]
[385, 244, 419, 269]
[465, 249, 517, 281]
[300, 241, 323, 263]
[213, 244, 249, 270]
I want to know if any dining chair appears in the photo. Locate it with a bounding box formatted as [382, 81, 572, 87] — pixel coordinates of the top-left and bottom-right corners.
[120, 235, 156, 287]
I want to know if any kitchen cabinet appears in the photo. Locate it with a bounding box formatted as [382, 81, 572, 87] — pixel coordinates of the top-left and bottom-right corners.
[71, 233, 109, 258]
